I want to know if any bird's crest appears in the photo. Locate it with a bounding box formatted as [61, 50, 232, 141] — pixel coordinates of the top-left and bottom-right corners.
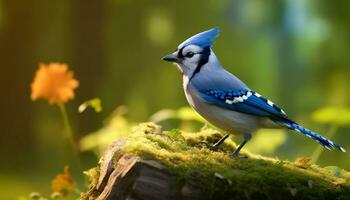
[178, 28, 220, 49]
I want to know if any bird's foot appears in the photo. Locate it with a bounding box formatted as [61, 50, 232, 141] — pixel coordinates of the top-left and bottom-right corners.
[210, 134, 229, 151]
[230, 133, 251, 159]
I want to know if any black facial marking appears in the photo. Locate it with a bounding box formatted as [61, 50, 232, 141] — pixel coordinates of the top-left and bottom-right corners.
[189, 47, 211, 81]
[178, 46, 185, 59]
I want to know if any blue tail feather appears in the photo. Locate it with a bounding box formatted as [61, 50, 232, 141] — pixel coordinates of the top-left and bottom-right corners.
[278, 121, 346, 152]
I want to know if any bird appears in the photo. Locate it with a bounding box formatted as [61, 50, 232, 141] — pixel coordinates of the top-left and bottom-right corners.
[162, 27, 346, 157]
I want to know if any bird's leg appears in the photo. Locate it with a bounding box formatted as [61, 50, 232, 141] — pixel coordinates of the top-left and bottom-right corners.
[211, 134, 229, 150]
[231, 133, 251, 157]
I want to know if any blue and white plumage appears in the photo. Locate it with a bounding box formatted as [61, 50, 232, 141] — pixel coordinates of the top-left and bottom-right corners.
[162, 28, 346, 156]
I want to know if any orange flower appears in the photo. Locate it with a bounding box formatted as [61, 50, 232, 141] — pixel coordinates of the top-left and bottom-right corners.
[31, 63, 79, 104]
[51, 166, 76, 196]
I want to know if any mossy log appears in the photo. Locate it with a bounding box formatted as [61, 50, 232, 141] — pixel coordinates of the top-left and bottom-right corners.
[80, 123, 350, 200]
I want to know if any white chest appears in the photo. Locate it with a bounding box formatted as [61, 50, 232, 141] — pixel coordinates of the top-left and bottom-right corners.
[182, 76, 196, 108]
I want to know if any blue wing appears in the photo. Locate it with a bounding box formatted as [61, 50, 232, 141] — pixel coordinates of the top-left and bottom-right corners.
[198, 89, 290, 121]
[198, 88, 347, 152]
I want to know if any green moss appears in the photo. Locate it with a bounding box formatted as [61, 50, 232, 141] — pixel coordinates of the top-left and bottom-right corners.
[122, 123, 350, 199]
[80, 167, 100, 200]
[84, 122, 350, 199]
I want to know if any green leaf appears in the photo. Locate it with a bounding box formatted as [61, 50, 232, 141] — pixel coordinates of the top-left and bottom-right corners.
[312, 107, 350, 126]
[78, 98, 102, 113]
[177, 107, 206, 122]
[150, 107, 206, 123]
[324, 166, 342, 177]
[245, 129, 287, 154]
[79, 114, 131, 152]
[164, 129, 185, 142]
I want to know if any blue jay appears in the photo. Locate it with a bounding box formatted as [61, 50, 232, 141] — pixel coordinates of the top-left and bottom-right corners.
[162, 28, 346, 157]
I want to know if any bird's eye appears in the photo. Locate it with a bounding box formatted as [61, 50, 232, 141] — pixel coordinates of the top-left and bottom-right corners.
[185, 51, 195, 58]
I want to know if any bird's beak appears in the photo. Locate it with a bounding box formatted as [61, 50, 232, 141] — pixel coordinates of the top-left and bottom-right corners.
[162, 53, 181, 63]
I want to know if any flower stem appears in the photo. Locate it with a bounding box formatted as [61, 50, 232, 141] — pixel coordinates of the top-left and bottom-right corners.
[58, 103, 81, 167]
[311, 125, 338, 163]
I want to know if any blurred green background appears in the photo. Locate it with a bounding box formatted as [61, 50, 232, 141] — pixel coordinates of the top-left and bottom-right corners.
[1, 0, 350, 199]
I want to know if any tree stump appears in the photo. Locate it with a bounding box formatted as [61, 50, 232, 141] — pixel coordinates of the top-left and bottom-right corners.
[80, 123, 350, 200]
[83, 139, 206, 200]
